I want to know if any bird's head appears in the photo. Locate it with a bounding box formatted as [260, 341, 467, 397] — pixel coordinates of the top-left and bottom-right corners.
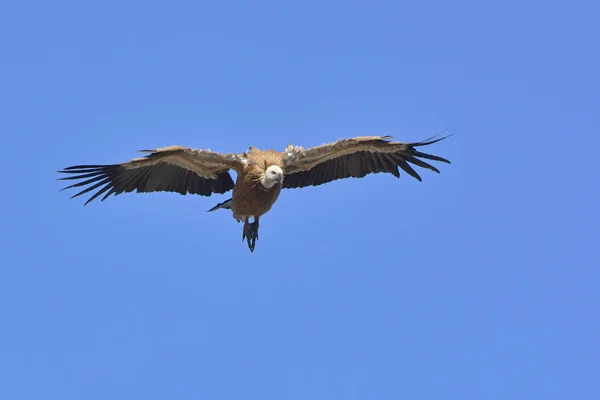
[260, 165, 284, 188]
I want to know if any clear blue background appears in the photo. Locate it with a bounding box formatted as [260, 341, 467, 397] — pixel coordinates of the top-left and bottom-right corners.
[1, 1, 598, 399]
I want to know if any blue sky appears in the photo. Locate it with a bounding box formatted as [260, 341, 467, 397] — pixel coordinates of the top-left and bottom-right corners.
[1, 0, 599, 398]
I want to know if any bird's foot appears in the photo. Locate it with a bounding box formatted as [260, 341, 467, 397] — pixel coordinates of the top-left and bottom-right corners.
[242, 219, 259, 252]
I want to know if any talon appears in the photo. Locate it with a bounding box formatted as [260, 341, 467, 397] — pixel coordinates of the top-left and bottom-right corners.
[242, 218, 260, 252]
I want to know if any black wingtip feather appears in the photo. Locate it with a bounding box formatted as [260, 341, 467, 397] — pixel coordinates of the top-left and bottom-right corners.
[412, 150, 451, 164]
[405, 155, 441, 173]
[412, 130, 453, 147]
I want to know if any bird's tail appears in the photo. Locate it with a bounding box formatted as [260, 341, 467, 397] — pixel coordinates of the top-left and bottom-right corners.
[207, 198, 232, 212]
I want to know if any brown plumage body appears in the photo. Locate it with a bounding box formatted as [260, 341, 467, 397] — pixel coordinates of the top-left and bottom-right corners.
[231, 148, 284, 221]
[58, 133, 452, 252]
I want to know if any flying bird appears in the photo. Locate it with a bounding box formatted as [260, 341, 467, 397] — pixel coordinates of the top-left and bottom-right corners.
[58, 134, 451, 252]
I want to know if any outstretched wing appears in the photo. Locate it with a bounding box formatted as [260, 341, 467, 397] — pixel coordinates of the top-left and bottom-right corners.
[58, 146, 244, 205]
[283, 134, 451, 189]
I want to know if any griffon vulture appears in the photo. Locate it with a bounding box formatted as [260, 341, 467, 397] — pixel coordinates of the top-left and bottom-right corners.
[59, 134, 451, 252]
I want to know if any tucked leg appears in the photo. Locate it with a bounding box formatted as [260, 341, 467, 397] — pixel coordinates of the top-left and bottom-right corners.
[242, 216, 260, 252]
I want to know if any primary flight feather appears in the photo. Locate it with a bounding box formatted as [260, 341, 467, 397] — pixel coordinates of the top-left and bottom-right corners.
[59, 134, 451, 252]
